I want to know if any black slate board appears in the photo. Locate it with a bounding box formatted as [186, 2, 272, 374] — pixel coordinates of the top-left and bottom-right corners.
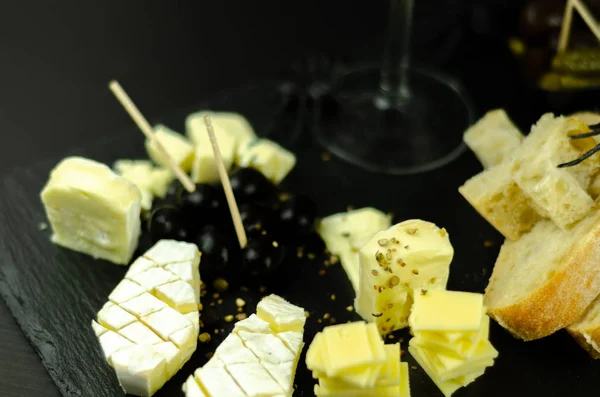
[2, 84, 600, 397]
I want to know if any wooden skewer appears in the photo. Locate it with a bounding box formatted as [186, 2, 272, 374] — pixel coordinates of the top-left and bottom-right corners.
[108, 80, 196, 193]
[203, 115, 248, 249]
[572, 0, 600, 44]
[558, 0, 575, 53]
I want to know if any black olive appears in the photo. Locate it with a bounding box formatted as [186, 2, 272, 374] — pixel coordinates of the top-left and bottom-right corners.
[147, 206, 188, 242]
[229, 167, 277, 205]
[240, 235, 285, 282]
[274, 194, 318, 242]
[239, 203, 276, 238]
[194, 225, 240, 279]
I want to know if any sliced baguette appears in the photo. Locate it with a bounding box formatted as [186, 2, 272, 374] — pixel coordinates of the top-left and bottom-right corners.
[463, 109, 524, 168]
[510, 114, 600, 229]
[567, 295, 600, 358]
[459, 162, 539, 241]
[484, 207, 600, 340]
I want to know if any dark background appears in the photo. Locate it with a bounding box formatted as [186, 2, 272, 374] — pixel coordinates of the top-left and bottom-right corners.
[0, 1, 530, 396]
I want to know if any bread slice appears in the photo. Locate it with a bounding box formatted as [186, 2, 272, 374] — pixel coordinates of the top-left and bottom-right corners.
[567, 295, 600, 358]
[511, 114, 600, 229]
[484, 206, 600, 340]
[459, 162, 539, 240]
[463, 109, 524, 168]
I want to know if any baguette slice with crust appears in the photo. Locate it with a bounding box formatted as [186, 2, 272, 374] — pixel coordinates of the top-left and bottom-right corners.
[484, 207, 600, 341]
[567, 296, 600, 359]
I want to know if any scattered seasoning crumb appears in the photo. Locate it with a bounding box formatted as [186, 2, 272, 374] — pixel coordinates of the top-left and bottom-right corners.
[387, 303, 394, 309]
[429, 277, 436, 284]
[213, 278, 229, 292]
[351, 247, 359, 253]
[213, 329, 219, 335]
[307, 253, 316, 260]
[400, 349, 405, 357]
[378, 239, 389, 246]
[372, 269, 379, 276]
[224, 315, 234, 323]
[200, 281, 207, 290]
[321, 152, 331, 161]
[390, 237, 398, 244]
[323, 313, 331, 320]
[411, 366, 417, 370]
[317, 319, 323, 324]
[259, 286, 266, 293]
[199, 333, 211, 343]
[318, 269, 326, 276]
[236, 298, 246, 307]
[330, 317, 337, 323]
[347, 205, 354, 211]
[378, 286, 385, 293]
[297, 246, 304, 258]
[206, 352, 214, 359]
[406, 228, 418, 235]
[404, 245, 410, 249]
[387, 212, 394, 221]
[440, 227, 447, 237]
[420, 289, 428, 295]
[38, 222, 48, 231]
[279, 193, 291, 202]
[209, 302, 216, 307]
[341, 232, 351, 238]
[346, 306, 354, 312]
[212, 293, 220, 299]
[272, 241, 279, 248]
[388, 334, 395, 340]
[385, 250, 392, 260]
[201, 290, 208, 297]
[399, 338, 404, 343]
[398, 259, 406, 267]
[385, 317, 391, 322]
[330, 256, 339, 265]
[412, 269, 419, 275]
[261, 230, 267, 235]
[198, 303, 203, 311]
[241, 286, 249, 292]
[237, 307, 243, 313]
[389, 276, 400, 287]
[330, 294, 336, 301]
[305, 311, 311, 318]
[372, 312, 383, 318]
[217, 299, 223, 305]
[235, 313, 247, 321]
[484, 240, 495, 247]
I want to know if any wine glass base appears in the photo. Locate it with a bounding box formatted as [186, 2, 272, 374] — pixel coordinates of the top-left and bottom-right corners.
[313, 66, 475, 175]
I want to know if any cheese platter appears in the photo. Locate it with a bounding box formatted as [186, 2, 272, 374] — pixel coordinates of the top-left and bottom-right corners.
[3, 75, 600, 397]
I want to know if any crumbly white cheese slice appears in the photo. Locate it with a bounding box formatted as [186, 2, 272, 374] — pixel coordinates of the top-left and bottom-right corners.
[93, 239, 201, 397]
[40, 156, 142, 265]
[183, 294, 305, 397]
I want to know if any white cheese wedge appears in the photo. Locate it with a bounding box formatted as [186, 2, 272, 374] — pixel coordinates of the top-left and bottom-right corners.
[186, 110, 257, 162]
[190, 124, 237, 184]
[114, 160, 174, 211]
[183, 294, 305, 397]
[93, 239, 201, 396]
[355, 219, 454, 335]
[40, 156, 142, 265]
[318, 207, 392, 293]
[146, 125, 195, 172]
[237, 139, 296, 184]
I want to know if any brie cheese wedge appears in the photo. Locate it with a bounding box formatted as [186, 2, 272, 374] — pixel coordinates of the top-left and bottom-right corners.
[93, 239, 201, 396]
[183, 294, 305, 397]
[40, 156, 142, 265]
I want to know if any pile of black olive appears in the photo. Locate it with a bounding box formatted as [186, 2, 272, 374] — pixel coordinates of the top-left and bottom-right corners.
[145, 167, 322, 285]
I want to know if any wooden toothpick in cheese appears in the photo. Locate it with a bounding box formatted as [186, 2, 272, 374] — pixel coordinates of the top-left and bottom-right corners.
[182, 294, 305, 397]
[92, 239, 201, 397]
[40, 156, 142, 265]
[355, 219, 454, 335]
[146, 124, 195, 173]
[318, 207, 392, 293]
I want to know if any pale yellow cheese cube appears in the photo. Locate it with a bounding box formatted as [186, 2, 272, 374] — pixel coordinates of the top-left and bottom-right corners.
[41, 157, 142, 265]
[114, 160, 155, 211]
[355, 219, 454, 335]
[111, 345, 168, 397]
[257, 294, 306, 333]
[146, 125, 195, 172]
[118, 321, 164, 345]
[318, 207, 391, 293]
[155, 280, 197, 314]
[237, 138, 296, 184]
[409, 289, 483, 332]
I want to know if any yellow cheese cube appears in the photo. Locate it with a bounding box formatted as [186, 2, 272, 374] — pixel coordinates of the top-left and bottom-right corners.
[40, 157, 142, 265]
[237, 139, 296, 184]
[433, 340, 498, 381]
[409, 289, 483, 332]
[146, 125, 195, 172]
[399, 362, 411, 397]
[306, 332, 327, 374]
[355, 220, 454, 335]
[190, 123, 237, 184]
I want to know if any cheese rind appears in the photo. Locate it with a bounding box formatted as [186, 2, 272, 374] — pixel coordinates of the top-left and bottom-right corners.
[355, 219, 454, 335]
[318, 207, 391, 292]
[40, 156, 142, 265]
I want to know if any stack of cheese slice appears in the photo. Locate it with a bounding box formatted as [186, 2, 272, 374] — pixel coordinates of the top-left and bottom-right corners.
[306, 321, 411, 397]
[183, 294, 306, 397]
[408, 289, 498, 397]
[318, 207, 392, 293]
[92, 239, 201, 397]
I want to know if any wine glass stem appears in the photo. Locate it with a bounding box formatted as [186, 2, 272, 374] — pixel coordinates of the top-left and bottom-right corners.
[378, 0, 413, 108]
